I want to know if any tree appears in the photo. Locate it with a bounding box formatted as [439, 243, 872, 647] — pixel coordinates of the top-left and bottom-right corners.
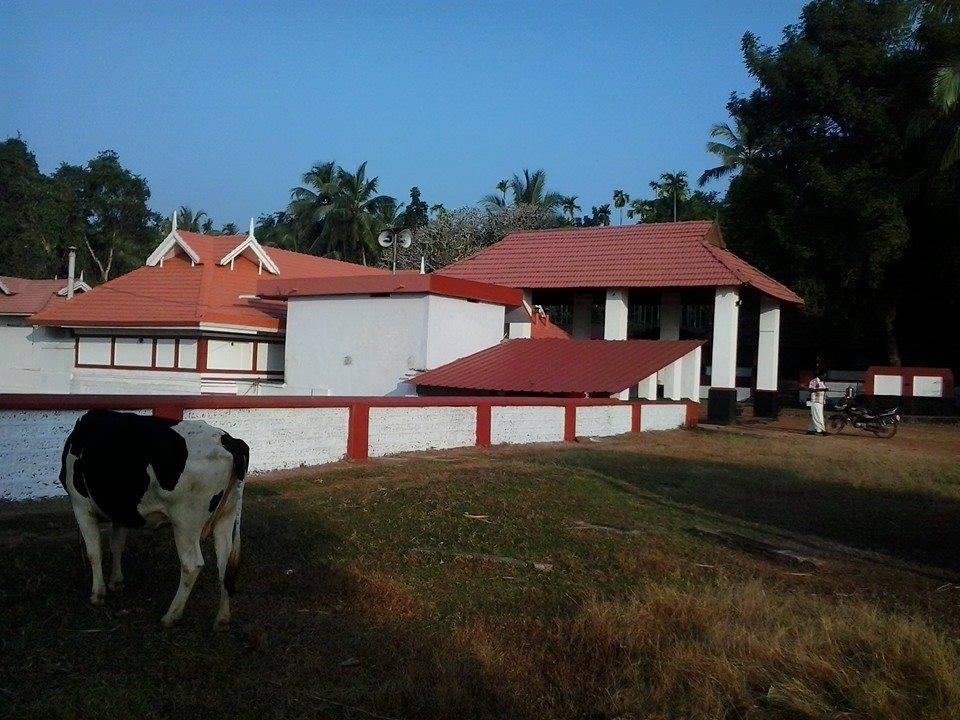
[53, 150, 156, 282]
[613, 189, 629, 225]
[698, 117, 762, 186]
[496, 180, 510, 203]
[560, 195, 581, 222]
[256, 211, 299, 252]
[932, 62, 960, 169]
[289, 161, 341, 253]
[430, 203, 447, 217]
[509, 169, 563, 210]
[720, 0, 960, 368]
[585, 204, 611, 226]
[403, 186, 429, 230]
[627, 199, 652, 222]
[649, 171, 689, 222]
[321, 162, 395, 265]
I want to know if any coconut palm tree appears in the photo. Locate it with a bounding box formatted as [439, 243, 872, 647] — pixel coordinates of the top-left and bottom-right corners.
[509, 169, 563, 210]
[174, 206, 210, 232]
[649, 172, 689, 222]
[322, 162, 395, 264]
[932, 61, 960, 170]
[560, 195, 581, 222]
[496, 180, 510, 203]
[613, 189, 629, 225]
[591, 204, 612, 226]
[289, 161, 341, 252]
[698, 117, 762, 186]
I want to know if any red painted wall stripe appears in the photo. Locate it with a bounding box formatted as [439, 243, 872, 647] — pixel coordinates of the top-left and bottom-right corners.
[631, 404, 642, 432]
[476, 404, 491, 448]
[347, 404, 370, 461]
[564, 405, 576, 442]
[685, 401, 699, 429]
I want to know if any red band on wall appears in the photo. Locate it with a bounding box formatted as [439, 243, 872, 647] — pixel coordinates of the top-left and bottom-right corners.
[564, 405, 576, 442]
[476, 404, 491, 448]
[347, 404, 370, 461]
[685, 401, 699, 429]
[631, 403, 642, 433]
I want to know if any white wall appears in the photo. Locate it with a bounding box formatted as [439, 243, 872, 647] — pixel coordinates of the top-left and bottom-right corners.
[183, 408, 349, 472]
[491, 406, 565, 445]
[368, 406, 476, 457]
[576, 405, 632, 437]
[284, 293, 506, 396]
[640, 404, 687, 431]
[424, 295, 506, 369]
[71, 368, 202, 395]
[0, 320, 74, 393]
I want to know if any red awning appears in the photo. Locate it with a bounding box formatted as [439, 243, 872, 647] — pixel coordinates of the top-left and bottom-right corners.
[411, 339, 704, 395]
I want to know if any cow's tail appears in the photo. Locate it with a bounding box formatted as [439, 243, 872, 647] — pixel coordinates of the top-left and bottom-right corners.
[219, 433, 249, 596]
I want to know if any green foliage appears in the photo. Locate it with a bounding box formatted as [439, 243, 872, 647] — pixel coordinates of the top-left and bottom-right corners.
[403, 186, 430, 230]
[718, 0, 960, 365]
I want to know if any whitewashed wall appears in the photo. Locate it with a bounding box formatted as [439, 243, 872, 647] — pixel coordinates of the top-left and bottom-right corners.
[576, 405, 632, 437]
[182, 408, 349, 472]
[640, 404, 687, 431]
[0, 321, 74, 394]
[368, 406, 476, 457]
[491, 406, 565, 445]
[1, 402, 691, 501]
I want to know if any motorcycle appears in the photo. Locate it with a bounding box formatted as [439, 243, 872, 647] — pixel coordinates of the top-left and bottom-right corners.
[828, 388, 900, 438]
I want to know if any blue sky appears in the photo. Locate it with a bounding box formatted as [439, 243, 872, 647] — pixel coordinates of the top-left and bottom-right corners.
[1, 1, 807, 226]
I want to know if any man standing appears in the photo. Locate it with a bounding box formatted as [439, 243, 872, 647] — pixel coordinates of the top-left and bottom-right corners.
[807, 371, 828, 435]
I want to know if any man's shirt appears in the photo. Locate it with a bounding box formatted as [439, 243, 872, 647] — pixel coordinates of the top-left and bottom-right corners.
[809, 377, 827, 404]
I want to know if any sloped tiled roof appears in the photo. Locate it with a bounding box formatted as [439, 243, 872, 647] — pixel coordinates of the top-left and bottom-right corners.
[441, 221, 802, 304]
[31, 232, 387, 331]
[411, 338, 704, 395]
[0, 276, 83, 316]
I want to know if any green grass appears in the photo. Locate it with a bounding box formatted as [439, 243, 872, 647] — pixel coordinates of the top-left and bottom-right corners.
[2, 421, 959, 719]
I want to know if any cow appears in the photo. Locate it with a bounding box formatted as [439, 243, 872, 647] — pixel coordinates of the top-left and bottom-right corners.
[59, 410, 249, 629]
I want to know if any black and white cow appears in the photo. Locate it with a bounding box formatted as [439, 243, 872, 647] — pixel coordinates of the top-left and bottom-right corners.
[60, 410, 249, 629]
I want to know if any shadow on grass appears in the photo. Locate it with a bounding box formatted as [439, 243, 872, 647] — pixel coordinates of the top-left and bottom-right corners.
[558, 449, 960, 573]
[0, 493, 518, 720]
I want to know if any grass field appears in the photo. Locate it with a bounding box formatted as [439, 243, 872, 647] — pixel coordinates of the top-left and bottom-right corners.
[2, 414, 959, 719]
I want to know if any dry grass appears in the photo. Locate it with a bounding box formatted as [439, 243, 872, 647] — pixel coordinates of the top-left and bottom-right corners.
[1, 416, 959, 719]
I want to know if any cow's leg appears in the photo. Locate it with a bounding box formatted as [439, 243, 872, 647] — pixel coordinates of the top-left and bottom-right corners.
[108, 524, 127, 591]
[212, 507, 239, 629]
[75, 510, 106, 605]
[161, 524, 204, 628]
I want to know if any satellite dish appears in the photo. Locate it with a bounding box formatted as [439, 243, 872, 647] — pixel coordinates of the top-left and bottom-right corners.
[377, 231, 392, 247]
[399, 229, 413, 248]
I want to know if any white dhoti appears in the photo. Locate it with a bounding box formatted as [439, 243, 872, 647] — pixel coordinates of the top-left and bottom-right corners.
[808, 402, 825, 433]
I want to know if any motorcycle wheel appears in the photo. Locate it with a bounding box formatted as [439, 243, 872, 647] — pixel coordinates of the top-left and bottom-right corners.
[873, 421, 898, 439]
[828, 415, 847, 434]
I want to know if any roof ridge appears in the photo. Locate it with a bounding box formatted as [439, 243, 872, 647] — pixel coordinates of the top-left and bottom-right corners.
[698, 236, 746, 285]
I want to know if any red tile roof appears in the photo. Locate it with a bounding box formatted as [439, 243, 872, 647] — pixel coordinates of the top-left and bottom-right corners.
[30, 233, 386, 331]
[440, 221, 802, 304]
[258, 272, 522, 307]
[411, 338, 704, 395]
[0, 276, 79, 316]
[530, 312, 570, 339]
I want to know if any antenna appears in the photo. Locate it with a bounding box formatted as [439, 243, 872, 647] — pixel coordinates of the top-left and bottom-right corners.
[172, 209, 178, 232]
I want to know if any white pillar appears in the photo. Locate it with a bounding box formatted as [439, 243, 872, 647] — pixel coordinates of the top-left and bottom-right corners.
[756, 297, 780, 391]
[507, 290, 533, 338]
[604, 288, 628, 340]
[637, 373, 658, 400]
[710, 287, 739, 389]
[662, 359, 682, 400]
[680, 346, 702, 401]
[659, 292, 681, 340]
[571, 292, 592, 339]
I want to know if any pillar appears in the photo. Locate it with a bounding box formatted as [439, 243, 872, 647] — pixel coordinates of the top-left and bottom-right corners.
[637, 373, 658, 400]
[754, 297, 780, 418]
[571, 292, 593, 339]
[603, 288, 628, 340]
[708, 286, 739, 424]
[659, 292, 681, 340]
[507, 290, 533, 338]
[661, 359, 682, 400]
[680, 345, 702, 401]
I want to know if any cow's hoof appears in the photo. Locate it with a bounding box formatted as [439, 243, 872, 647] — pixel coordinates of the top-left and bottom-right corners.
[160, 614, 180, 629]
[89, 593, 105, 607]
